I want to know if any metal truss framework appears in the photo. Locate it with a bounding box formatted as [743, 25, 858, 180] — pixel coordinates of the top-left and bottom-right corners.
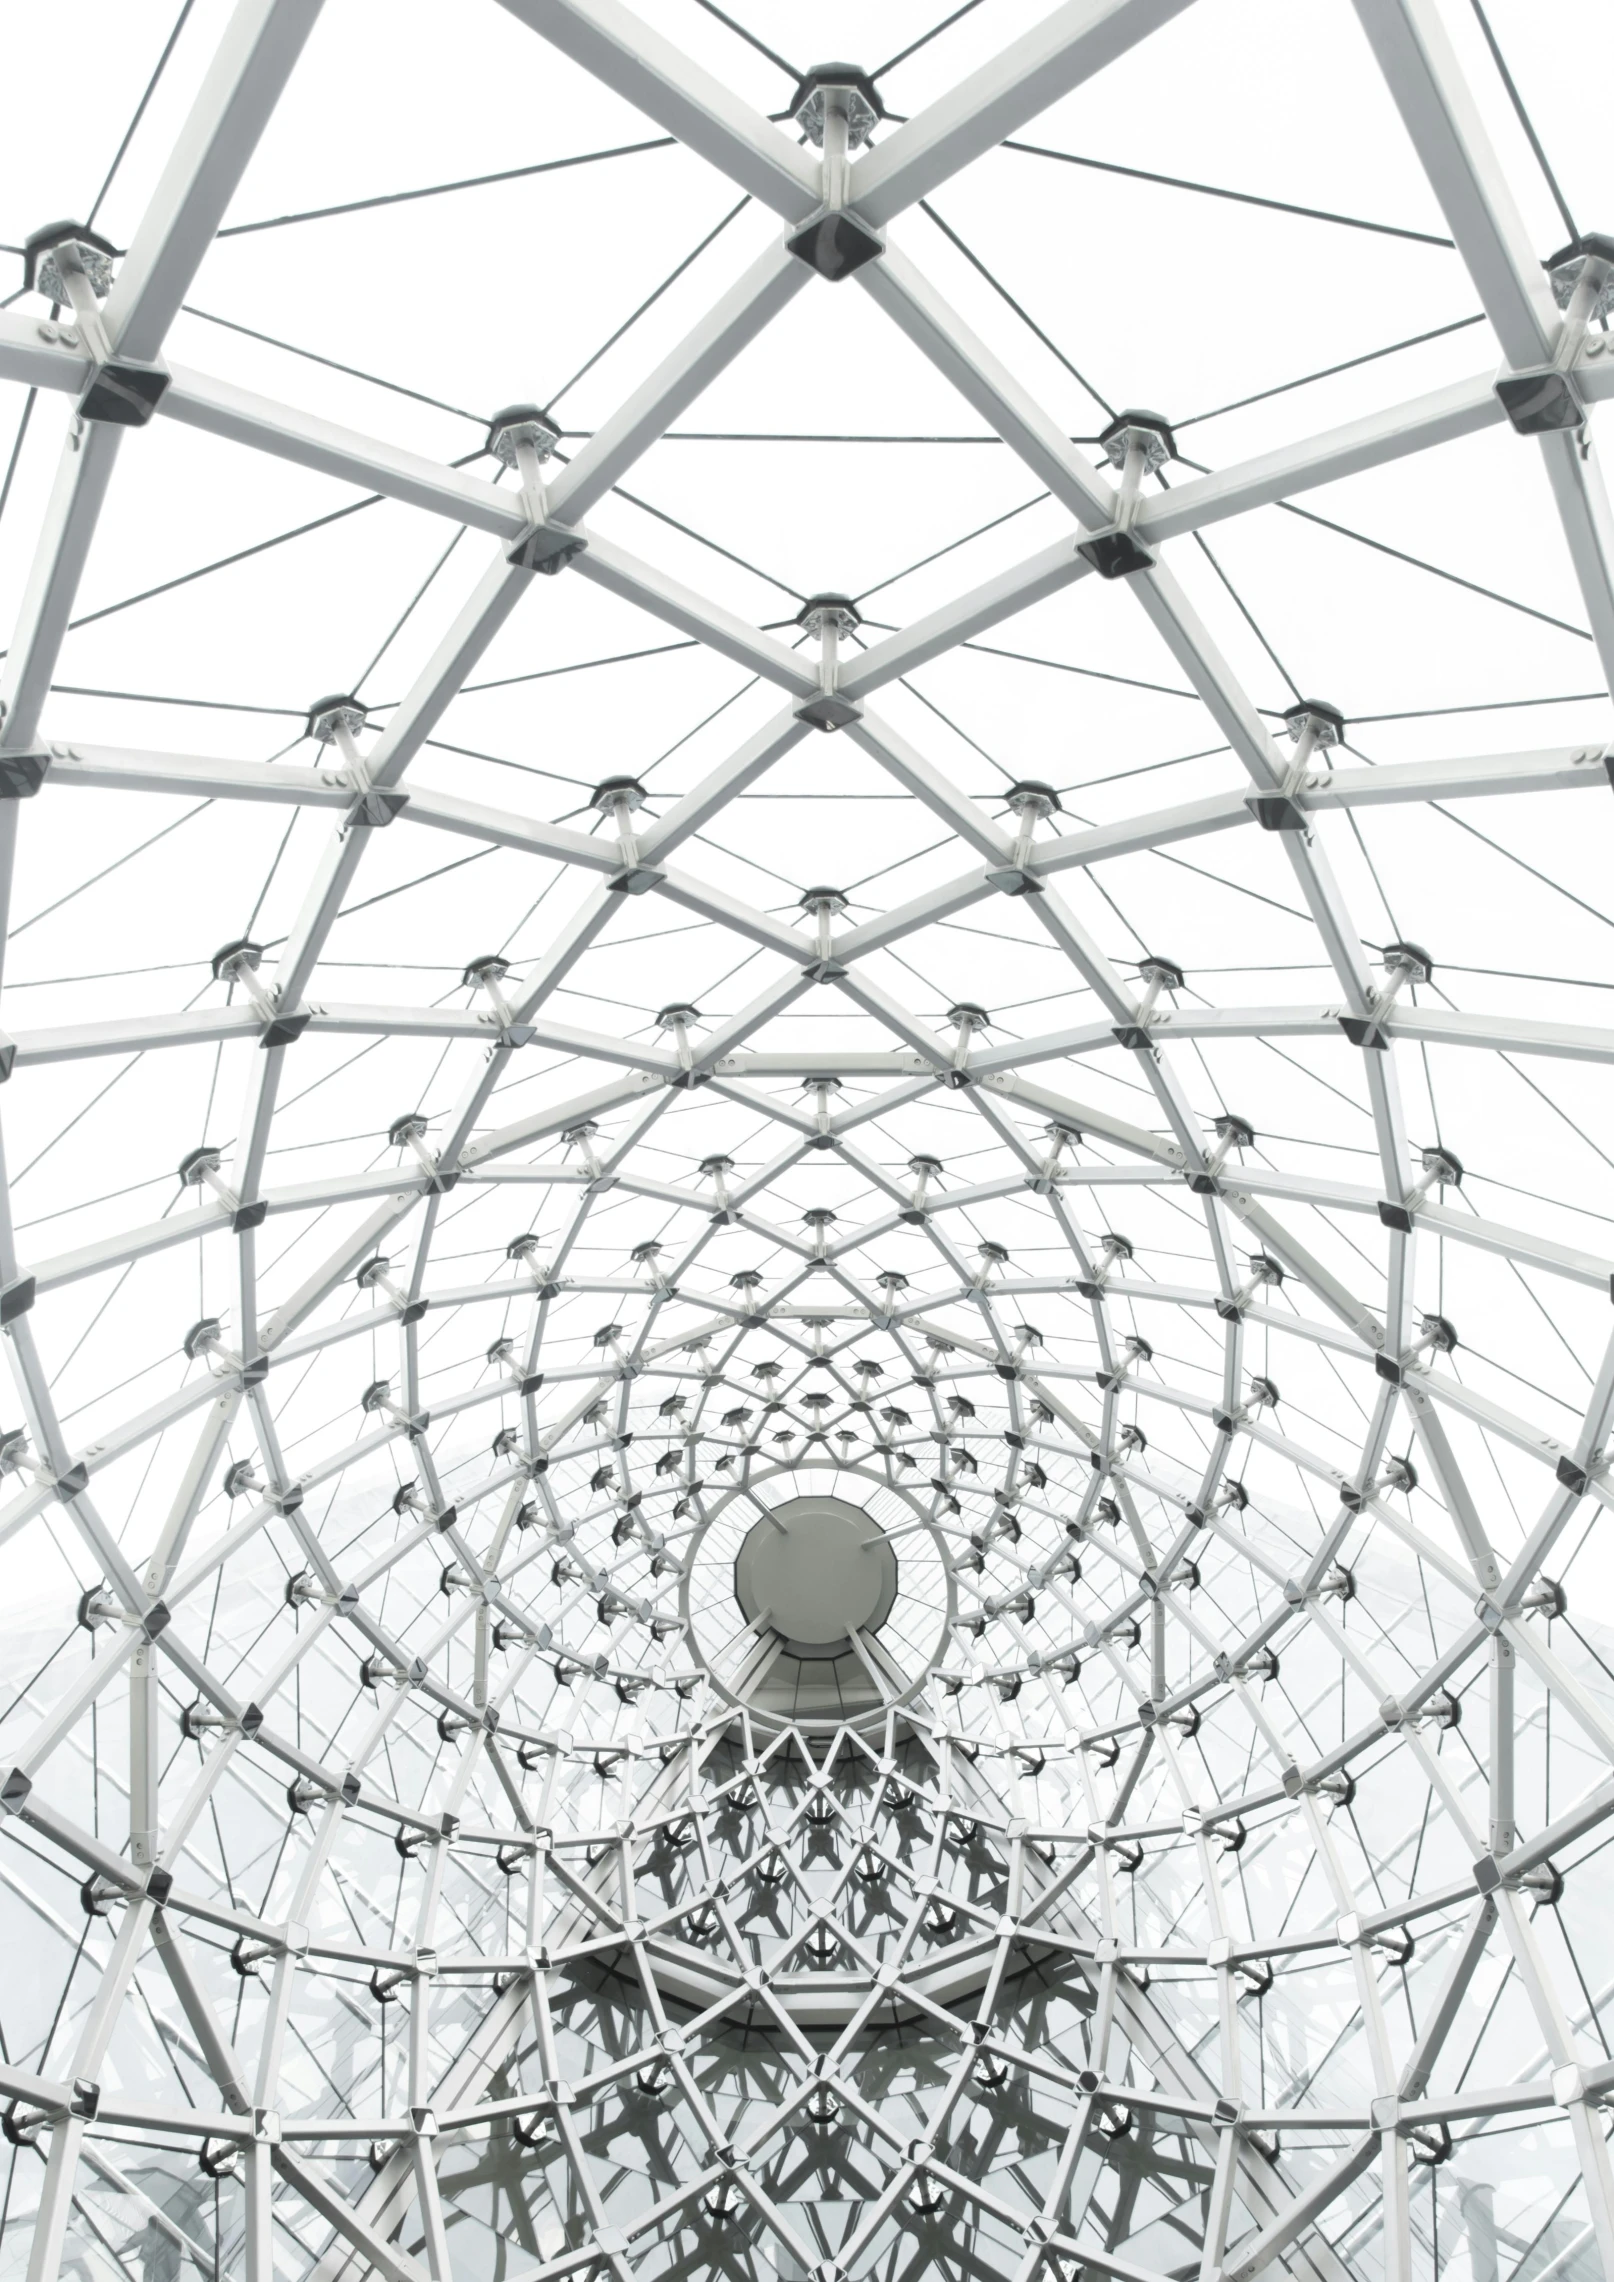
[0, 3, 1612, 2280]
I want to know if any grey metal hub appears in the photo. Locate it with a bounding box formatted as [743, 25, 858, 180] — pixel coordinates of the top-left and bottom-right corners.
[733, 1493, 899, 1657]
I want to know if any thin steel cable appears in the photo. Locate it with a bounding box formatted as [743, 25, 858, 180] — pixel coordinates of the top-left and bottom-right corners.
[1353, 690, 1605, 720]
[853, 492, 1050, 604]
[48, 685, 305, 715]
[687, 0, 800, 80]
[1273, 495, 1593, 641]
[918, 199, 1115, 418]
[611, 484, 807, 599]
[962, 639, 1199, 704]
[542, 194, 755, 415]
[353, 525, 469, 699]
[1187, 528, 1303, 702]
[0, 453, 487, 659]
[255, 847, 500, 948]
[0, 389, 38, 539]
[458, 640, 700, 695]
[8, 800, 214, 942]
[1174, 312, 1486, 429]
[217, 139, 678, 238]
[1004, 137, 1456, 248]
[86, 0, 198, 228]
[1428, 799, 1614, 932]
[1466, 0, 1579, 244]
[180, 304, 490, 423]
[644, 429, 1011, 442]
[872, 0, 990, 80]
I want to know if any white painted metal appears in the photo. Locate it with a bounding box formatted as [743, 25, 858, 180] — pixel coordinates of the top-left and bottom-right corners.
[0, 4, 1610, 2282]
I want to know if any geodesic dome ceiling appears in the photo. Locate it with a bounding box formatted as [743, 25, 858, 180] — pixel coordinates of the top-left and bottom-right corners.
[2, 2, 1614, 2280]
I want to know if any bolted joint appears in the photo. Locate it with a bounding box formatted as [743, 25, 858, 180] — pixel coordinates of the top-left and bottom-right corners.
[790, 63, 883, 149]
[506, 1231, 547, 1272]
[1098, 407, 1176, 480]
[1004, 777, 1061, 821]
[795, 596, 863, 731]
[1382, 1310, 1459, 1387]
[183, 1316, 229, 1366]
[562, 1118, 604, 1180]
[1495, 364, 1585, 435]
[1419, 1141, 1463, 1188]
[974, 1237, 1009, 1288]
[1251, 698, 1346, 829]
[794, 66, 890, 264]
[593, 771, 643, 816]
[1195, 1111, 1257, 1191]
[1340, 938, 1433, 1049]
[25, 221, 117, 303]
[1215, 1112, 1255, 1151]
[177, 1143, 226, 1192]
[462, 953, 533, 1045]
[1378, 1142, 1463, 1233]
[1546, 232, 1614, 317]
[1384, 937, 1435, 985]
[24, 222, 172, 426]
[655, 1002, 703, 1082]
[787, 200, 884, 283]
[795, 593, 861, 640]
[798, 887, 851, 978]
[1028, 1120, 1080, 1195]
[211, 937, 308, 1049]
[485, 403, 561, 469]
[1538, 234, 1614, 385]
[1137, 953, 1185, 997]
[591, 776, 663, 893]
[946, 1000, 990, 1087]
[1080, 408, 1175, 572]
[1282, 696, 1346, 753]
[1114, 955, 1182, 1048]
[306, 692, 367, 748]
[987, 778, 1062, 895]
[388, 1112, 457, 1191]
[211, 937, 265, 988]
[789, 67, 885, 266]
[486, 404, 585, 572]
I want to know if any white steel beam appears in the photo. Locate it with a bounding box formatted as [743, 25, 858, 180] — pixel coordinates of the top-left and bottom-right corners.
[1349, 0, 1556, 369]
[161, 366, 523, 537]
[857, 247, 1116, 527]
[546, 243, 810, 525]
[102, 0, 326, 361]
[494, 0, 820, 221]
[852, 0, 1197, 227]
[573, 531, 817, 694]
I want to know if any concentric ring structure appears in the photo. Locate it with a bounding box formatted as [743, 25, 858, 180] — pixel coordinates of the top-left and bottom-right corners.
[1, 2, 1613, 2279]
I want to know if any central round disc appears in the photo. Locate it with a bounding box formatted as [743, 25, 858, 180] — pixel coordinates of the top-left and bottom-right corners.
[733, 1494, 898, 1657]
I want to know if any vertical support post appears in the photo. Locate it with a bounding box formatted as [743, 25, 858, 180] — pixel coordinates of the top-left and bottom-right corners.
[1490, 1634, 1516, 1857]
[243, 2134, 275, 2282]
[129, 1638, 159, 1871]
[1197, 2121, 1240, 2282]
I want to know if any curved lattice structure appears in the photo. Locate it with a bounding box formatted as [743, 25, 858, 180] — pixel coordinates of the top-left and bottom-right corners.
[1, 4, 1613, 2280]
